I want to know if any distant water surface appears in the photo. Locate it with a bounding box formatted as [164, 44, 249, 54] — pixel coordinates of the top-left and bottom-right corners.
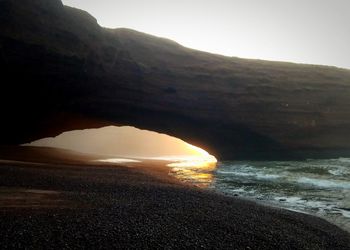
[170, 158, 350, 232]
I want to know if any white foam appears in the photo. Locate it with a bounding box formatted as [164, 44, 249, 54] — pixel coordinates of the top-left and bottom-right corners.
[297, 177, 350, 189]
[217, 170, 281, 180]
[231, 188, 246, 193]
[328, 169, 344, 176]
[328, 166, 349, 176]
[338, 209, 350, 218]
[255, 173, 281, 180]
[216, 171, 253, 177]
[338, 158, 350, 163]
[274, 196, 303, 203]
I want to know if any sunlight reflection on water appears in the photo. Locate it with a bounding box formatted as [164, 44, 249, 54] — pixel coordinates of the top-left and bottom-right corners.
[166, 156, 217, 188]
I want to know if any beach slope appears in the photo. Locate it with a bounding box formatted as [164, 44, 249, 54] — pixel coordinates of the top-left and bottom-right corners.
[0, 147, 349, 249]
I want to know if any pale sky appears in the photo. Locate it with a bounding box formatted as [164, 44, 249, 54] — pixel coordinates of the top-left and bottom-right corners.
[62, 0, 350, 69]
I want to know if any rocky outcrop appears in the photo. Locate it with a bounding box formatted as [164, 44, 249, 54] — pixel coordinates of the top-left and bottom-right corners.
[1, 0, 350, 159]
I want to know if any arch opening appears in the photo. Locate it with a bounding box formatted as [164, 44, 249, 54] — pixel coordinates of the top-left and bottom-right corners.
[24, 125, 217, 186]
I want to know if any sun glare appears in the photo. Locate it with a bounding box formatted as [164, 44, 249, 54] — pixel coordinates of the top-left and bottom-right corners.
[185, 143, 210, 157]
[167, 143, 217, 169]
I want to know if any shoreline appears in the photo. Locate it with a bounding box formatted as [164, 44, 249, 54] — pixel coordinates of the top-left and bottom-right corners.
[0, 146, 349, 249]
[213, 187, 350, 234]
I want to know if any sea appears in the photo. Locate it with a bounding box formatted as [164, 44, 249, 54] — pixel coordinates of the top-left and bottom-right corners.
[170, 158, 350, 233]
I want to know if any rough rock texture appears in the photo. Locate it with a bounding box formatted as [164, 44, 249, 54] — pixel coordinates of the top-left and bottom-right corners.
[1, 0, 350, 159]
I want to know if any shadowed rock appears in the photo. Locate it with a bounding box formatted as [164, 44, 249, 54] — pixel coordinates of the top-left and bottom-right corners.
[1, 0, 350, 159]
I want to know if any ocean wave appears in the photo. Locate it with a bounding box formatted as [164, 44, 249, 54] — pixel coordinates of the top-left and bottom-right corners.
[297, 177, 350, 189]
[337, 209, 350, 218]
[216, 170, 281, 180]
[215, 160, 350, 233]
[328, 168, 348, 176]
[216, 171, 253, 177]
[338, 158, 350, 163]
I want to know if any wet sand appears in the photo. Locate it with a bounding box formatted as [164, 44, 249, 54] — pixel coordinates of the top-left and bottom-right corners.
[0, 146, 349, 249]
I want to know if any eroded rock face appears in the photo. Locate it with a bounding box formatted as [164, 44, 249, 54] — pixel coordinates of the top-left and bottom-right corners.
[1, 0, 350, 159]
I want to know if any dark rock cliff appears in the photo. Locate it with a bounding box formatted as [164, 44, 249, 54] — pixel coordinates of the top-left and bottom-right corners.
[1, 0, 350, 159]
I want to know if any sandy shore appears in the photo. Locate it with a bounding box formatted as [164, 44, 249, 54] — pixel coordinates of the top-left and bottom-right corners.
[0, 146, 349, 249]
